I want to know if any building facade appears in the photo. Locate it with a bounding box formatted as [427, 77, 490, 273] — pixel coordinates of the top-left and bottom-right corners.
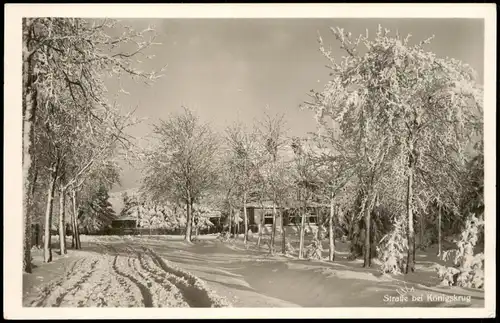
[240, 201, 329, 233]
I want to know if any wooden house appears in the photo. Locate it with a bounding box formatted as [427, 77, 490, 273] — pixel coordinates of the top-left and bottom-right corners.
[110, 216, 138, 234]
[111, 216, 138, 229]
[240, 200, 329, 233]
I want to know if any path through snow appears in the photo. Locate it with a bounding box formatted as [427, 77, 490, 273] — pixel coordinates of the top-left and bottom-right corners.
[23, 235, 484, 308]
[23, 242, 230, 308]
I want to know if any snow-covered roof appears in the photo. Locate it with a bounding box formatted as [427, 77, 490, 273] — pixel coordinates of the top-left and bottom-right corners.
[244, 200, 277, 208]
[113, 217, 137, 221]
[243, 200, 330, 209]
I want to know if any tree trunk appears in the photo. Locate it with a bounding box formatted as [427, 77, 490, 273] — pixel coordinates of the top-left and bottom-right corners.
[29, 167, 39, 249]
[36, 224, 42, 249]
[363, 195, 372, 268]
[39, 225, 44, 249]
[190, 202, 195, 240]
[348, 212, 356, 241]
[185, 199, 192, 243]
[232, 211, 235, 235]
[329, 196, 335, 262]
[316, 206, 322, 238]
[29, 165, 38, 207]
[71, 207, 75, 249]
[437, 204, 442, 257]
[281, 208, 286, 254]
[270, 199, 277, 255]
[71, 190, 81, 250]
[43, 162, 59, 263]
[22, 118, 34, 272]
[243, 192, 248, 244]
[22, 18, 37, 274]
[257, 202, 264, 248]
[406, 157, 416, 274]
[228, 206, 232, 236]
[257, 211, 263, 248]
[234, 211, 238, 236]
[419, 212, 425, 249]
[58, 187, 67, 255]
[191, 211, 196, 239]
[299, 191, 307, 259]
[257, 222, 262, 246]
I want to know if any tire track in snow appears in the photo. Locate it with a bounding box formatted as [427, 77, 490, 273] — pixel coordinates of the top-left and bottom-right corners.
[29, 257, 95, 307]
[82, 264, 113, 307]
[54, 258, 100, 307]
[103, 255, 142, 307]
[26, 239, 229, 308]
[129, 256, 188, 307]
[59, 257, 113, 307]
[147, 252, 209, 307]
[27, 257, 85, 307]
[111, 255, 154, 307]
[143, 247, 230, 307]
[126, 246, 190, 307]
[88, 274, 113, 307]
[127, 256, 161, 305]
[102, 242, 149, 307]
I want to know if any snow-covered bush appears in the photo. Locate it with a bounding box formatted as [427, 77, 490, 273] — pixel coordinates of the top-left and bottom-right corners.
[217, 231, 230, 242]
[192, 204, 218, 233]
[285, 241, 296, 255]
[304, 223, 316, 235]
[377, 214, 408, 275]
[305, 236, 323, 260]
[318, 226, 327, 240]
[436, 214, 484, 289]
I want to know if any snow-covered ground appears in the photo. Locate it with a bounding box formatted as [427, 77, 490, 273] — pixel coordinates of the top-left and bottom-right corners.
[23, 236, 230, 308]
[23, 233, 484, 308]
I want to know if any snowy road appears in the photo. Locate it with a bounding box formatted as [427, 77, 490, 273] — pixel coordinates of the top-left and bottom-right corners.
[23, 242, 230, 308]
[23, 235, 484, 308]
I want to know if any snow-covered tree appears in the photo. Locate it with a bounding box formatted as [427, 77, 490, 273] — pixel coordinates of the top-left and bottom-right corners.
[225, 122, 261, 244]
[22, 17, 165, 271]
[377, 213, 408, 275]
[256, 112, 291, 254]
[437, 214, 484, 288]
[303, 25, 483, 273]
[78, 184, 117, 234]
[217, 155, 240, 236]
[290, 137, 322, 259]
[141, 107, 220, 242]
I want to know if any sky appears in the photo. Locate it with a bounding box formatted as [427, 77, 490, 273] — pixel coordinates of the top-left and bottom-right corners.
[105, 18, 484, 192]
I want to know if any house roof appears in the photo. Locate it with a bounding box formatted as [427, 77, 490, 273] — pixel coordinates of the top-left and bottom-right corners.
[113, 217, 137, 222]
[243, 200, 330, 209]
[244, 200, 277, 208]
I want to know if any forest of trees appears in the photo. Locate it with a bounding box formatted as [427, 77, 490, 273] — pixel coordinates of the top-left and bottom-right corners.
[22, 19, 484, 289]
[118, 190, 221, 236]
[22, 18, 166, 271]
